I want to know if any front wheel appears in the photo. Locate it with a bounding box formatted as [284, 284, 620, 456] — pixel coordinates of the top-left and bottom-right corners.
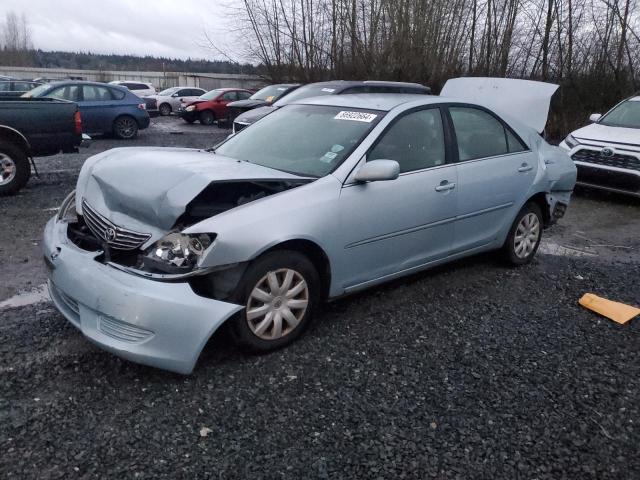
[199, 110, 215, 125]
[502, 203, 543, 265]
[158, 103, 172, 116]
[0, 141, 30, 196]
[229, 250, 320, 353]
[113, 116, 139, 139]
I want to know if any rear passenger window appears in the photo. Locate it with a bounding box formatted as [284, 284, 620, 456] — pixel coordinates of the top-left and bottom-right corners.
[47, 86, 80, 101]
[450, 107, 527, 161]
[111, 88, 126, 100]
[237, 91, 252, 100]
[369, 108, 446, 173]
[82, 86, 113, 101]
[222, 92, 237, 101]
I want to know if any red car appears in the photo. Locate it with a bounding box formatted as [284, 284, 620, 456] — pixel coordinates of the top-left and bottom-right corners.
[179, 88, 253, 126]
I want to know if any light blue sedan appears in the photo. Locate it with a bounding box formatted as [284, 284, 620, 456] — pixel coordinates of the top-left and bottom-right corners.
[44, 79, 577, 373]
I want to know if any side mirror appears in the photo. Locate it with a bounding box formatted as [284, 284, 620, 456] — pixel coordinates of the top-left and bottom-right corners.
[354, 159, 400, 183]
[171, 93, 179, 97]
[589, 113, 602, 123]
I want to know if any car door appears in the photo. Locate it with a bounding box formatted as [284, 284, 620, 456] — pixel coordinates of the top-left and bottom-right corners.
[447, 105, 535, 253]
[78, 85, 119, 134]
[172, 88, 195, 109]
[338, 107, 458, 290]
[216, 91, 238, 118]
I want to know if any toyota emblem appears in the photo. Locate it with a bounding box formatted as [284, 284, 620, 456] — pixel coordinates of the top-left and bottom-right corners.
[600, 147, 615, 157]
[104, 227, 117, 242]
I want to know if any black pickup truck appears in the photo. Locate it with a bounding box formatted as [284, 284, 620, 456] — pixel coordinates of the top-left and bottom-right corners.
[0, 97, 85, 195]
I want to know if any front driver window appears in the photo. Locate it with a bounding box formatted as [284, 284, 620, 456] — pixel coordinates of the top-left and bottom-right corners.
[450, 107, 526, 161]
[368, 108, 446, 173]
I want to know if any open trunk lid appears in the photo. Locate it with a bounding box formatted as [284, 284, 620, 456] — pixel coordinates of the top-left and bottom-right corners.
[440, 77, 559, 133]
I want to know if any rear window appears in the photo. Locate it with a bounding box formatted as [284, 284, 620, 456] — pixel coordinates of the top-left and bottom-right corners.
[274, 84, 339, 106]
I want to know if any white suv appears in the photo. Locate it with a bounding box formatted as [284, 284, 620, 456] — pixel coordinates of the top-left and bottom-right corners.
[560, 96, 640, 197]
[145, 87, 207, 116]
[109, 81, 156, 97]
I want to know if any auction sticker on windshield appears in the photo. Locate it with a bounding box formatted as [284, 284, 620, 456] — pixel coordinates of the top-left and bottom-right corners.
[334, 111, 378, 122]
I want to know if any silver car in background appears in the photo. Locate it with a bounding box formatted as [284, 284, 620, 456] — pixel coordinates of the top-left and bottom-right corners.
[43, 79, 577, 374]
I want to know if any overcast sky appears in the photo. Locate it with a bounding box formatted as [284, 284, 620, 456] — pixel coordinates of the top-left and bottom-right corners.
[0, 0, 240, 60]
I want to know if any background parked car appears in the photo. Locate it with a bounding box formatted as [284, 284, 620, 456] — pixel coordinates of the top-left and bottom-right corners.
[0, 80, 42, 97]
[560, 95, 640, 197]
[109, 80, 156, 97]
[179, 88, 253, 126]
[226, 83, 300, 123]
[0, 96, 86, 194]
[144, 86, 207, 116]
[24, 81, 150, 139]
[232, 80, 431, 132]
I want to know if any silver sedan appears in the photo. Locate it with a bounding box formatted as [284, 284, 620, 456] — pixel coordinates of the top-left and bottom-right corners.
[43, 79, 577, 373]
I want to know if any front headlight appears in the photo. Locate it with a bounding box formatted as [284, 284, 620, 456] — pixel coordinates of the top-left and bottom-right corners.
[57, 190, 77, 222]
[185, 105, 196, 112]
[564, 134, 580, 149]
[143, 232, 215, 273]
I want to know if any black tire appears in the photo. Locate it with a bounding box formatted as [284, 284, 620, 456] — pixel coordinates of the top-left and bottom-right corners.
[199, 110, 215, 125]
[229, 250, 320, 353]
[113, 116, 139, 140]
[0, 140, 30, 196]
[502, 202, 543, 265]
[159, 103, 172, 116]
[217, 117, 230, 129]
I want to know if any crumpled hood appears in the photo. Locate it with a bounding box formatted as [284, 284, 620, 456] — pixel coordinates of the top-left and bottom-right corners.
[235, 105, 277, 125]
[571, 122, 640, 146]
[76, 147, 303, 232]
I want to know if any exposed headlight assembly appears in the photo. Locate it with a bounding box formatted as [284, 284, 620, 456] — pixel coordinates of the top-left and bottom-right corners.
[185, 105, 196, 112]
[564, 134, 580, 149]
[143, 232, 215, 274]
[57, 190, 78, 222]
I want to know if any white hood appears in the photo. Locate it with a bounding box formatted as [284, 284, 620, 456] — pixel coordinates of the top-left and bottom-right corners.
[571, 122, 640, 147]
[440, 77, 559, 133]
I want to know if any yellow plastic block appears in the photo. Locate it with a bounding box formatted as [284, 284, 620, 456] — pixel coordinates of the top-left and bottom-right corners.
[579, 293, 640, 325]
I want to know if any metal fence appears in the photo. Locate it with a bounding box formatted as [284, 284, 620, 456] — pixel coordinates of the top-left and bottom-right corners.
[0, 66, 264, 90]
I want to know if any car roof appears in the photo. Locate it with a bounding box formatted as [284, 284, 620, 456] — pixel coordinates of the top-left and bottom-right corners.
[46, 80, 127, 90]
[302, 80, 427, 89]
[294, 93, 441, 111]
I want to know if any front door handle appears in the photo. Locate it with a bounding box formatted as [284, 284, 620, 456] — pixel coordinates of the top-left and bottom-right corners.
[435, 180, 456, 192]
[518, 163, 533, 172]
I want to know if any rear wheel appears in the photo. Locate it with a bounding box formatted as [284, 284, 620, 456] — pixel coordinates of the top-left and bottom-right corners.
[113, 116, 139, 140]
[502, 203, 543, 265]
[159, 103, 172, 116]
[0, 141, 30, 196]
[199, 110, 215, 125]
[229, 250, 320, 353]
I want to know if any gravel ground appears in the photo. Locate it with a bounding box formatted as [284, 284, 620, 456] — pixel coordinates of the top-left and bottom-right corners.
[1, 117, 639, 479]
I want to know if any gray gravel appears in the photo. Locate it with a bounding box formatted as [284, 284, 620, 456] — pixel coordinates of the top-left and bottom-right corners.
[1, 117, 639, 479]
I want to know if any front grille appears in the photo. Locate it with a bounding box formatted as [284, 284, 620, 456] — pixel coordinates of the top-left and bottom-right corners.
[98, 316, 153, 343]
[81, 199, 151, 251]
[572, 148, 640, 171]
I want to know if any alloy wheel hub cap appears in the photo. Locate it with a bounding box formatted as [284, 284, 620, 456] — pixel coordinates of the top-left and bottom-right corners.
[514, 213, 540, 258]
[0, 154, 16, 186]
[246, 268, 309, 340]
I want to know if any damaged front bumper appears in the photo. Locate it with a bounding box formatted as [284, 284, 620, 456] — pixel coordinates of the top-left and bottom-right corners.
[43, 217, 243, 374]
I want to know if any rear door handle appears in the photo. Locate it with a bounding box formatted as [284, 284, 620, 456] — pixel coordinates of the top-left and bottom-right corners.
[518, 163, 533, 172]
[435, 181, 456, 192]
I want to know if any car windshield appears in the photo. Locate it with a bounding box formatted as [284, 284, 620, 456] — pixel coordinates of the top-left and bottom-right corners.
[200, 89, 224, 100]
[158, 87, 180, 96]
[22, 84, 51, 98]
[215, 104, 383, 177]
[250, 85, 291, 102]
[599, 99, 640, 128]
[273, 84, 340, 107]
